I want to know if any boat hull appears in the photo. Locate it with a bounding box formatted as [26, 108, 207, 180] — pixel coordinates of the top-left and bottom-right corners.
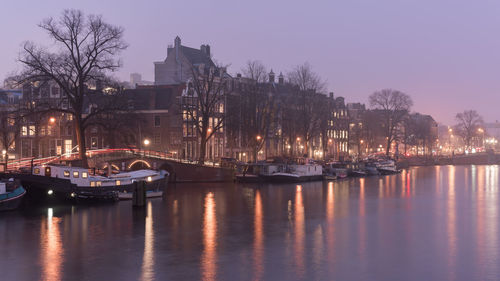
[262, 174, 324, 183]
[0, 187, 26, 211]
[235, 174, 263, 183]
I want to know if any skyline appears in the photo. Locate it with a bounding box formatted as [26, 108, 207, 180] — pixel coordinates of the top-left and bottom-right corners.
[2, 0, 500, 125]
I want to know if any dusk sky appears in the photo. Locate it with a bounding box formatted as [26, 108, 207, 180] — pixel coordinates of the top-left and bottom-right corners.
[2, 0, 500, 125]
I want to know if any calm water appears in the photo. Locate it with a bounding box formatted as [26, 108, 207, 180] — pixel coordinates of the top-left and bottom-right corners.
[1, 165, 500, 281]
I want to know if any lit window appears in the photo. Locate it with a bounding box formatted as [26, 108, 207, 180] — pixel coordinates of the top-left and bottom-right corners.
[29, 125, 36, 136]
[21, 126, 28, 136]
[82, 172, 88, 178]
[90, 181, 95, 187]
[96, 181, 102, 187]
[147, 176, 152, 182]
[73, 171, 79, 178]
[34, 168, 40, 174]
[116, 180, 121, 186]
[63, 171, 70, 177]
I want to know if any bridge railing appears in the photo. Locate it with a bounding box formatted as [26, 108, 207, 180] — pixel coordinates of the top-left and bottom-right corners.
[5, 148, 222, 171]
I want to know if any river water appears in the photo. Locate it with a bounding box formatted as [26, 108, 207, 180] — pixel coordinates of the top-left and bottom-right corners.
[1, 165, 499, 281]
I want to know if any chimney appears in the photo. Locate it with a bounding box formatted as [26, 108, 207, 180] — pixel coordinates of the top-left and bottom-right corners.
[200, 44, 211, 57]
[278, 72, 284, 84]
[174, 36, 181, 47]
[269, 69, 275, 83]
[237, 73, 242, 78]
[329, 92, 334, 99]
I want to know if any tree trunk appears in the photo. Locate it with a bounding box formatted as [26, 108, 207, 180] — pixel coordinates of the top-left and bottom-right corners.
[198, 137, 207, 165]
[386, 138, 391, 157]
[74, 115, 88, 168]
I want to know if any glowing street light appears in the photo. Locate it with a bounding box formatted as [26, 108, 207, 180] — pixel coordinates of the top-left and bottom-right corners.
[49, 117, 56, 124]
[144, 139, 150, 146]
[256, 135, 262, 141]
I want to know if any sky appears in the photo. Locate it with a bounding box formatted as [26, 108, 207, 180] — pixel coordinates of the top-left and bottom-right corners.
[2, 0, 500, 125]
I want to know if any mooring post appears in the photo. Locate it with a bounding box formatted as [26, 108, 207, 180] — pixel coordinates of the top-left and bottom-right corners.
[132, 180, 146, 207]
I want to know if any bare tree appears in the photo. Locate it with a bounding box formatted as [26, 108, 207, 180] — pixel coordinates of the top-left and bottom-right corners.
[287, 62, 326, 93]
[455, 110, 483, 151]
[16, 9, 127, 167]
[369, 89, 413, 157]
[185, 65, 230, 165]
[287, 63, 326, 157]
[242, 60, 268, 83]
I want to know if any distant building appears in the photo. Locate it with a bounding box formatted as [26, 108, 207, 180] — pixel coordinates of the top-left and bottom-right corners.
[154, 36, 215, 85]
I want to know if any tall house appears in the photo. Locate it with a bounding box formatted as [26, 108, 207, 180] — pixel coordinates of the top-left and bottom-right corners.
[154, 36, 215, 85]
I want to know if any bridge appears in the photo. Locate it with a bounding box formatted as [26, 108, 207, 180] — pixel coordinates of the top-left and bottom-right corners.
[6, 148, 234, 183]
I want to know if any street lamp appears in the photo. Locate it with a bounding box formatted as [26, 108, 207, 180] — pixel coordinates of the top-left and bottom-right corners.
[49, 117, 56, 124]
[143, 139, 150, 157]
[256, 135, 262, 141]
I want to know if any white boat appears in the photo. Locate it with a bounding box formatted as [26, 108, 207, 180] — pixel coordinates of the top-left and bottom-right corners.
[261, 160, 323, 182]
[376, 160, 400, 175]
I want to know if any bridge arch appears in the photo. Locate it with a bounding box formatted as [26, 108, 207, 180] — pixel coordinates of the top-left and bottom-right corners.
[101, 163, 121, 171]
[128, 159, 152, 170]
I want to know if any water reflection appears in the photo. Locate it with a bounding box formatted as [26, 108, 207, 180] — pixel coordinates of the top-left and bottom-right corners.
[40, 208, 63, 281]
[201, 192, 217, 281]
[294, 185, 305, 278]
[447, 165, 457, 281]
[253, 190, 264, 281]
[3, 166, 500, 281]
[141, 202, 155, 281]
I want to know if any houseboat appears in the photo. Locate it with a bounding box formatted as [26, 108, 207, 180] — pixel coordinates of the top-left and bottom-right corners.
[18, 165, 168, 201]
[259, 159, 323, 183]
[376, 160, 400, 175]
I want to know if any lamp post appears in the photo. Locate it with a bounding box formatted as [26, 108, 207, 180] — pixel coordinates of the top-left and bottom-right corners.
[143, 139, 150, 157]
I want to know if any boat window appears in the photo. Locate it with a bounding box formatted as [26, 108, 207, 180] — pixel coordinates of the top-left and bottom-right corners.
[82, 172, 88, 178]
[96, 181, 102, 187]
[34, 168, 40, 174]
[63, 171, 70, 177]
[147, 176, 152, 182]
[73, 171, 79, 178]
[90, 181, 95, 187]
[116, 180, 121, 186]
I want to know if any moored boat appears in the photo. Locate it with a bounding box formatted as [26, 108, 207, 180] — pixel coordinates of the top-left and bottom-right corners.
[376, 160, 401, 175]
[15, 164, 168, 202]
[0, 181, 26, 211]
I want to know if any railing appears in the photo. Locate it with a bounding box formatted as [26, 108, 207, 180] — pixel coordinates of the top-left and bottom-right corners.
[5, 148, 221, 171]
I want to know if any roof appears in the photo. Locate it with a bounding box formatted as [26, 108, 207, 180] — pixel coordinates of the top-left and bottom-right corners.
[181, 45, 215, 67]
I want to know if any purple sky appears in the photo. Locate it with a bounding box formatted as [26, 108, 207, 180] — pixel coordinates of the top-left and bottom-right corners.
[2, 0, 500, 125]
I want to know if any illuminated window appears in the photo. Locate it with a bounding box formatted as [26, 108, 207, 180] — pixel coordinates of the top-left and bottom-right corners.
[29, 125, 36, 136]
[96, 181, 102, 187]
[82, 172, 88, 178]
[116, 180, 121, 186]
[90, 181, 96, 187]
[21, 126, 27, 136]
[34, 168, 40, 174]
[63, 170, 70, 177]
[73, 171, 79, 178]
[147, 176, 152, 182]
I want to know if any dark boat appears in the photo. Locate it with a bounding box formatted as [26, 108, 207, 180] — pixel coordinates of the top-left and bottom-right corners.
[9, 164, 168, 202]
[0, 181, 26, 211]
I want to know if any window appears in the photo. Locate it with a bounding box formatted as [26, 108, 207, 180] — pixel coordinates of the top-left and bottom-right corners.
[67, 114, 73, 121]
[116, 180, 121, 186]
[82, 172, 88, 178]
[21, 126, 27, 136]
[154, 115, 161, 127]
[73, 171, 79, 178]
[66, 126, 72, 136]
[29, 125, 36, 136]
[96, 181, 102, 187]
[154, 134, 161, 145]
[63, 170, 70, 177]
[34, 168, 40, 174]
[91, 181, 96, 187]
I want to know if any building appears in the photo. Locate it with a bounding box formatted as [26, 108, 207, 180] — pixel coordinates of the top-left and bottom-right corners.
[154, 36, 215, 85]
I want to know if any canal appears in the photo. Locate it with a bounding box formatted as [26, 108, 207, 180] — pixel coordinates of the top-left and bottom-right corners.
[1, 165, 499, 280]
